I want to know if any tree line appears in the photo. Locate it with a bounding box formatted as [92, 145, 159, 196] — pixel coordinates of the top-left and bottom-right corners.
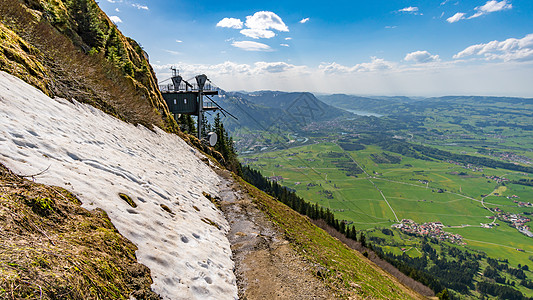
[354, 133, 533, 174]
[241, 165, 359, 241]
[207, 119, 531, 299]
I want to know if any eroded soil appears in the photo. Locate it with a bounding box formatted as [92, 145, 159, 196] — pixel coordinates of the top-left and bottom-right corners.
[216, 170, 334, 299]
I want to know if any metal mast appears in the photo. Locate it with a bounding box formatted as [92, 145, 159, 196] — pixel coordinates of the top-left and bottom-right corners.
[195, 74, 207, 139]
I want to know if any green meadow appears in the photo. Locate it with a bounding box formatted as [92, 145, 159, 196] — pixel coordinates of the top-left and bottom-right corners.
[242, 142, 533, 267]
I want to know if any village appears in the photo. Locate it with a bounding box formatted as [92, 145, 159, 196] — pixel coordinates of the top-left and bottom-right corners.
[446, 160, 484, 172]
[489, 209, 533, 238]
[485, 174, 510, 183]
[392, 219, 465, 245]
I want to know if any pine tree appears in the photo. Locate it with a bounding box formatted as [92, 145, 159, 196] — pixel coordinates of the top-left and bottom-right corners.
[178, 114, 196, 135]
[200, 112, 211, 138]
[360, 233, 367, 248]
[212, 113, 240, 173]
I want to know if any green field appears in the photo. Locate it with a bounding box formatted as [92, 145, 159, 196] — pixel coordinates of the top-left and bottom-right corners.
[242, 142, 533, 269]
[237, 95, 533, 297]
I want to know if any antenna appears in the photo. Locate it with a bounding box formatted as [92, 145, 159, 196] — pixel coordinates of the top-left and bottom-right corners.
[207, 132, 218, 147]
[170, 66, 179, 77]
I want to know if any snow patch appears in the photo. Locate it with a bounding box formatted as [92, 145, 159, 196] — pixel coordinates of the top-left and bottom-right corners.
[0, 71, 237, 299]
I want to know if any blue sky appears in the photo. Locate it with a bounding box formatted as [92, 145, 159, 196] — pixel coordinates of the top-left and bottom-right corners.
[99, 0, 533, 97]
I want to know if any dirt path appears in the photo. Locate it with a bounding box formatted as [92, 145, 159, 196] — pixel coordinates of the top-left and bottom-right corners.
[215, 170, 334, 299]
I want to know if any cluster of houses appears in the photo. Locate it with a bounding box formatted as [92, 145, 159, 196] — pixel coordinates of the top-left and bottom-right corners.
[490, 152, 532, 165]
[495, 212, 533, 238]
[513, 200, 532, 207]
[392, 219, 465, 245]
[480, 222, 498, 229]
[269, 175, 283, 182]
[485, 175, 509, 183]
[446, 160, 484, 172]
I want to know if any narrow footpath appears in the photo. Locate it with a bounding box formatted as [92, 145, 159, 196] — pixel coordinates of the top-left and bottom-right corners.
[215, 169, 334, 299]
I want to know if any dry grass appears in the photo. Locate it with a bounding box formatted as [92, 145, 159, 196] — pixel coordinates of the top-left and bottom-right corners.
[0, 0, 179, 132]
[0, 164, 159, 299]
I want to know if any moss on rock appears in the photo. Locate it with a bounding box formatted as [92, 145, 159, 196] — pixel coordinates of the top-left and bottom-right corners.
[0, 163, 160, 299]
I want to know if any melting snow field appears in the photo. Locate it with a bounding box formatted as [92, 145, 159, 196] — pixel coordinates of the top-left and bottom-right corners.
[0, 71, 237, 299]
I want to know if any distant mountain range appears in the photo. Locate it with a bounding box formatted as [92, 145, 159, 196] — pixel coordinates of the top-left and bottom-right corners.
[318, 94, 533, 115]
[317, 94, 413, 114]
[212, 90, 352, 131]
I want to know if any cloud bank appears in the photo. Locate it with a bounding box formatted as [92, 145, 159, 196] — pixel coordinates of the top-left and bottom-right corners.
[447, 0, 512, 23]
[454, 33, 533, 61]
[469, 0, 512, 19]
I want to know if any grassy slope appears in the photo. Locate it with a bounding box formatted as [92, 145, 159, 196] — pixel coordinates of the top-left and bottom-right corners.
[0, 0, 177, 131]
[0, 164, 159, 299]
[234, 174, 425, 299]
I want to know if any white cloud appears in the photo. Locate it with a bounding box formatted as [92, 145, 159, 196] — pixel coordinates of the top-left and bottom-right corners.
[132, 3, 148, 10]
[240, 29, 276, 39]
[399, 6, 419, 12]
[216, 18, 243, 29]
[231, 41, 273, 51]
[447, 12, 466, 23]
[299, 17, 310, 24]
[478, 0, 512, 13]
[164, 50, 181, 55]
[254, 61, 296, 73]
[469, 0, 512, 19]
[218, 11, 288, 39]
[285, 37, 292, 40]
[115, 8, 120, 12]
[319, 57, 396, 74]
[280, 44, 289, 47]
[404, 51, 440, 63]
[152, 61, 306, 78]
[454, 33, 533, 62]
[176, 40, 183, 43]
[242, 11, 288, 39]
[109, 16, 122, 24]
[385, 25, 398, 29]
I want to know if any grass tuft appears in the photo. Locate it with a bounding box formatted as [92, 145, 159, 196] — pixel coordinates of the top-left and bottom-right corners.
[160, 204, 173, 215]
[118, 193, 136, 208]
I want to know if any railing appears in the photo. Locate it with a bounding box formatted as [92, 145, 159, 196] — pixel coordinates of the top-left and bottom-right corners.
[203, 102, 216, 109]
[159, 82, 219, 93]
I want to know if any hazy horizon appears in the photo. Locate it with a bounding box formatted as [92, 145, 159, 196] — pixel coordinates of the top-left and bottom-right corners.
[98, 0, 533, 97]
